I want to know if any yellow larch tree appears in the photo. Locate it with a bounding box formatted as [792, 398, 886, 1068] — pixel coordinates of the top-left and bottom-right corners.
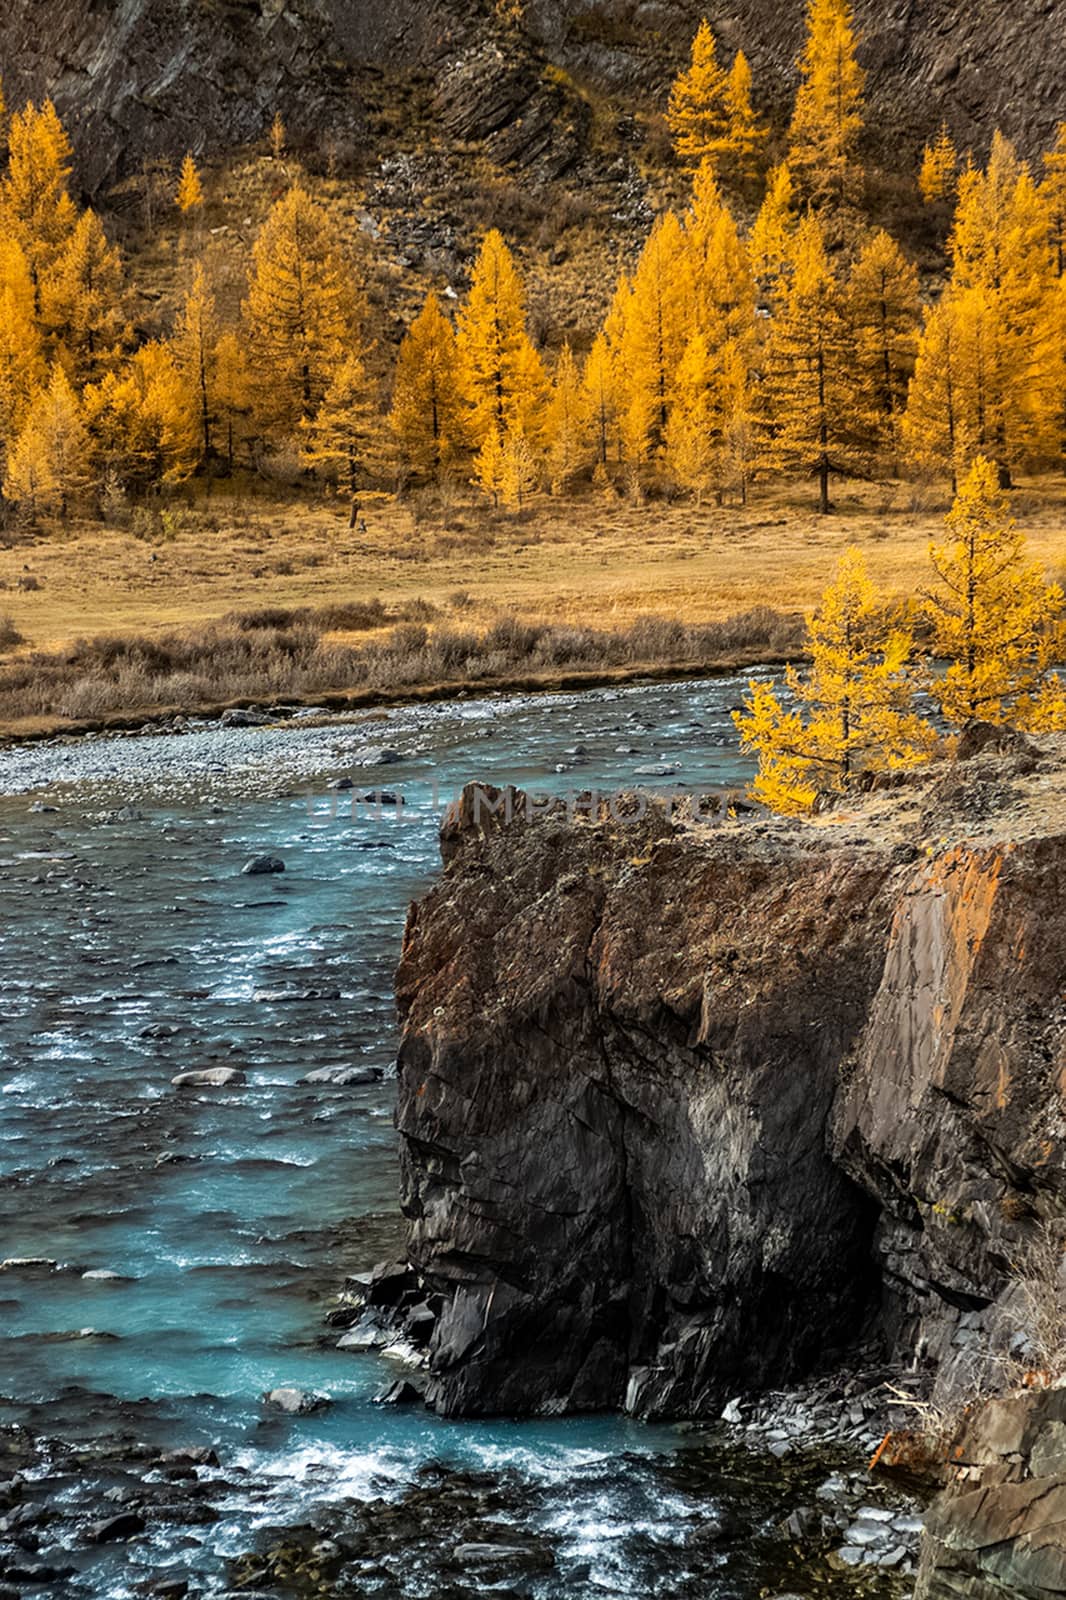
[176, 154, 204, 215]
[664, 331, 722, 504]
[926, 456, 1065, 730]
[171, 264, 219, 467]
[667, 19, 729, 173]
[499, 426, 541, 509]
[243, 186, 364, 432]
[41, 209, 127, 388]
[920, 125, 959, 205]
[682, 162, 756, 351]
[847, 230, 920, 473]
[749, 162, 796, 296]
[734, 548, 934, 814]
[720, 51, 767, 187]
[212, 330, 255, 472]
[761, 216, 867, 513]
[389, 291, 470, 482]
[4, 363, 92, 518]
[473, 427, 506, 509]
[615, 211, 689, 470]
[788, 0, 865, 211]
[581, 333, 621, 473]
[84, 342, 198, 491]
[0, 100, 78, 305]
[903, 292, 969, 491]
[302, 351, 379, 525]
[544, 343, 591, 494]
[456, 230, 546, 449]
[0, 238, 45, 449]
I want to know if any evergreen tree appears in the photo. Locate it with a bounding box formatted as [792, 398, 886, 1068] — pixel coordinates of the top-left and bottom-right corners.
[788, 0, 865, 210]
[926, 455, 1065, 728]
[749, 163, 796, 295]
[243, 186, 364, 431]
[171, 265, 219, 467]
[667, 19, 729, 172]
[761, 216, 866, 512]
[302, 351, 378, 524]
[176, 154, 204, 214]
[581, 333, 621, 471]
[456, 230, 546, 447]
[920, 125, 958, 206]
[0, 100, 78, 305]
[903, 293, 967, 490]
[4, 363, 92, 518]
[389, 291, 470, 481]
[720, 51, 767, 186]
[665, 332, 722, 504]
[41, 209, 127, 388]
[544, 343, 591, 494]
[616, 211, 689, 468]
[683, 162, 756, 351]
[734, 548, 934, 813]
[847, 230, 920, 472]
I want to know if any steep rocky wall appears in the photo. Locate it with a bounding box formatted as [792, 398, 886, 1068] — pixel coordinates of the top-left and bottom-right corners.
[393, 746, 1066, 1420]
[1, 0, 1064, 194]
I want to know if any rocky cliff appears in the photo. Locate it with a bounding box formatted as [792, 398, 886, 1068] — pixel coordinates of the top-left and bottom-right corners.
[2, 0, 1065, 194]
[391, 738, 1066, 1425]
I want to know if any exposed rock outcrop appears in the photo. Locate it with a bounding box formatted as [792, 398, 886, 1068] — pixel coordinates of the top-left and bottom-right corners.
[392, 746, 1066, 1419]
[3, 1, 1065, 194]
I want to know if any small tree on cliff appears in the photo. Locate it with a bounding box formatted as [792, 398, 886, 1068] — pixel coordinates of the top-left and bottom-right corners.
[926, 456, 1065, 730]
[734, 549, 935, 814]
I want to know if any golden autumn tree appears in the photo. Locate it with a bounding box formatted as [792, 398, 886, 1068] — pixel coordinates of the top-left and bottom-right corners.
[389, 290, 470, 481]
[926, 456, 1065, 729]
[499, 426, 541, 509]
[4, 363, 93, 518]
[0, 100, 78, 304]
[720, 51, 767, 186]
[176, 154, 204, 214]
[243, 186, 364, 431]
[1042, 122, 1066, 276]
[734, 548, 934, 813]
[302, 351, 378, 524]
[920, 125, 959, 205]
[667, 19, 729, 172]
[614, 211, 689, 470]
[456, 230, 546, 448]
[847, 230, 920, 472]
[682, 162, 756, 350]
[544, 343, 591, 494]
[171, 264, 219, 467]
[0, 238, 45, 448]
[761, 216, 867, 512]
[84, 342, 198, 490]
[788, 0, 865, 210]
[664, 332, 722, 503]
[903, 292, 968, 491]
[749, 162, 796, 294]
[212, 330, 255, 472]
[581, 332, 621, 473]
[41, 209, 127, 388]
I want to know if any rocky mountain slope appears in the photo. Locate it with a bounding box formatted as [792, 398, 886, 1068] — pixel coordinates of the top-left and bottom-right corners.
[2, 1, 1064, 196]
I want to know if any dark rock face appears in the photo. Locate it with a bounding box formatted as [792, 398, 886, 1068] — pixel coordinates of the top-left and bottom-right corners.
[394, 756, 1066, 1421]
[3, 1, 1065, 193]
[917, 1389, 1066, 1599]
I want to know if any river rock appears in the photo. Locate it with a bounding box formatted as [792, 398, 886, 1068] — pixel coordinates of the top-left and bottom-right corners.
[171, 1068, 247, 1088]
[358, 747, 404, 766]
[301, 1066, 383, 1086]
[263, 1387, 332, 1415]
[241, 854, 285, 875]
[87, 1510, 146, 1542]
[221, 709, 271, 728]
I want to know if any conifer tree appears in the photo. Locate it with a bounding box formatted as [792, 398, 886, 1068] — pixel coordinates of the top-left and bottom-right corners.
[616, 211, 689, 468]
[581, 333, 621, 472]
[761, 216, 865, 512]
[212, 331, 255, 472]
[4, 364, 92, 518]
[734, 548, 934, 813]
[0, 238, 44, 448]
[903, 293, 967, 490]
[926, 456, 1065, 728]
[788, 0, 865, 210]
[920, 126, 959, 205]
[41, 209, 127, 388]
[683, 162, 756, 350]
[389, 291, 470, 481]
[500, 426, 541, 509]
[302, 351, 378, 524]
[473, 428, 506, 509]
[84, 343, 198, 490]
[1042, 122, 1066, 276]
[847, 230, 920, 472]
[544, 344, 591, 494]
[456, 230, 546, 446]
[0, 101, 78, 306]
[667, 19, 730, 172]
[720, 51, 767, 186]
[665, 332, 721, 504]
[176, 154, 204, 215]
[749, 163, 796, 295]
[243, 186, 364, 431]
[171, 265, 219, 466]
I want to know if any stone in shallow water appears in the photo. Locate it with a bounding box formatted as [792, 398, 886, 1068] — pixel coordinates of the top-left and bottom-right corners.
[263, 1387, 331, 1415]
[301, 1066, 383, 1086]
[241, 854, 285, 875]
[171, 1067, 247, 1088]
[87, 1510, 146, 1542]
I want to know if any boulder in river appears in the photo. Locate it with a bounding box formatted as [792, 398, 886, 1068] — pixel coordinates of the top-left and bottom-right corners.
[301, 1066, 383, 1086]
[358, 747, 404, 766]
[87, 1510, 146, 1543]
[221, 708, 271, 728]
[171, 1068, 247, 1088]
[263, 1387, 332, 1415]
[241, 854, 285, 876]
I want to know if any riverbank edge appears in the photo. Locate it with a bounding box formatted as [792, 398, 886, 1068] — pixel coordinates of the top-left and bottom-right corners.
[0, 648, 796, 750]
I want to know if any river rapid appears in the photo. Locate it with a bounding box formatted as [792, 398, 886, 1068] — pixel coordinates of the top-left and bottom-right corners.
[0, 678, 907, 1599]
